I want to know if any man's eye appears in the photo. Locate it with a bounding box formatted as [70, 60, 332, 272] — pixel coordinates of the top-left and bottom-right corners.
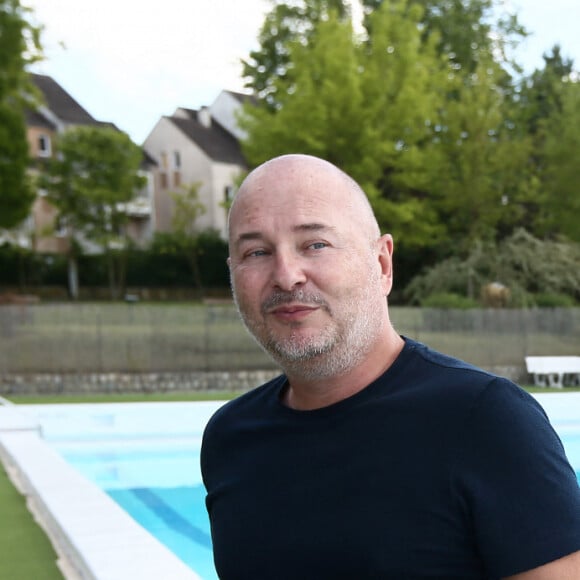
[309, 242, 327, 250]
[247, 249, 267, 258]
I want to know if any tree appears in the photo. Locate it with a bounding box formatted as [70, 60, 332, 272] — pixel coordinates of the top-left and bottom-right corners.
[361, 0, 526, 75]
[539, 80, 580, 242]
[0, 104, 33, 228]
[0, 0, 42, 229]
[240, 0, 451, 250]
[428, 56, 533, 247]
[242, 0, 349, 108]
[356, 0, 450, 249]
[513, 46, 576, 238]
[518, 45, 574, 136]
[168, 182, 207, 295]
[41, 125, 145, 299]
[240, 10, 366, 169]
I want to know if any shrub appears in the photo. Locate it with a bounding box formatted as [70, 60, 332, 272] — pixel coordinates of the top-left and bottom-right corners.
[420, 292, 479, 309]
[533, 292, 576, 307]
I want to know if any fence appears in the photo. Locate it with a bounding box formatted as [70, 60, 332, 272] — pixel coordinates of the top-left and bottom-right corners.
[0, 304, 578, 390]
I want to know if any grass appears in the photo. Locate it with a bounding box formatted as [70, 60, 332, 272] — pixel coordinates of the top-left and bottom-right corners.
[5, 390, 245, 405]
[0, 465, 63, 579]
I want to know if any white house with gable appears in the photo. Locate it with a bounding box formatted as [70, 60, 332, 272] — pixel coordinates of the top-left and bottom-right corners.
[143, 90, 254, 239]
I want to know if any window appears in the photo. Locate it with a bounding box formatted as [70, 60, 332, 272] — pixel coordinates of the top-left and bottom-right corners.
[173, 151, 181, 169]
[161, 151, 168, 170]
[55, 216, 68, 237]
[224, 185, 235, 203]
[38, 134, 52, 157]
[160, 172, 168, 189]
[173, 171, 181, 188]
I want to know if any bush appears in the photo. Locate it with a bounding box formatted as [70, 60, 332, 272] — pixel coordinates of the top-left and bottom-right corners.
[533, 292, 576, 307]
[405, 229, 580, 307]
[0, 229, 230, 294]
[420, 292, 479, 309]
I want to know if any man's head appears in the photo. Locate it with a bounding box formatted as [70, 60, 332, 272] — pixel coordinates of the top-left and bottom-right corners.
[227, 154, 395, 381]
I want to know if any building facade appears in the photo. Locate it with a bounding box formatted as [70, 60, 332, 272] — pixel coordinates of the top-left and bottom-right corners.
[14, 74, 157, 253]
[143, 90, 252, 240]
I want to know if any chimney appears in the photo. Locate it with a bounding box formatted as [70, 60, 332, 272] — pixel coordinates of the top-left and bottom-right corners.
[198, 106, 211, 128]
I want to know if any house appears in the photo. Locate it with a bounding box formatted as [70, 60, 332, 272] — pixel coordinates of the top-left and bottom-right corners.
[18, 74, 156, 253]
[143, 89, 253, 239]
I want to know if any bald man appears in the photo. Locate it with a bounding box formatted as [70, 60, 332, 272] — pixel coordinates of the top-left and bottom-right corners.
[201, 154, 580, 579]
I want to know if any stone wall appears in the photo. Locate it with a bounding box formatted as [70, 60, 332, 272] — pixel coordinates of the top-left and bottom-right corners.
[0, 370, 282, 396]
[0, 365, 531, 397]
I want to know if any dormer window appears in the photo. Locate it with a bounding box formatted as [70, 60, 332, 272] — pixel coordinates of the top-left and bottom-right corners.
[38, 134, 52, 157]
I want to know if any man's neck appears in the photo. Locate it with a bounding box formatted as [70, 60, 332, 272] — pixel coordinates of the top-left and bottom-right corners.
[282, 331, 405, 411]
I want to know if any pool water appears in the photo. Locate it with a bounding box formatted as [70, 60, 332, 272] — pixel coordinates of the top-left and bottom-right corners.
[554, 429, 580, 482]
[25, 401, 224, 580]
[53, 441, 218, 579]
[20, 397, 580, 580]
[109, 485, 215, 580]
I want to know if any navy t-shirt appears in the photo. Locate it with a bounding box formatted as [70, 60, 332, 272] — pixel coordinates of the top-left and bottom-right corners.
[201, 338, 580, 579]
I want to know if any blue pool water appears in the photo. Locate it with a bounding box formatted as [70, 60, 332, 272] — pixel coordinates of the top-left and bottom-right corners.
[20, 396, 580, 580]
[108, 485, 215, 580]
[25, 401, 224, 580]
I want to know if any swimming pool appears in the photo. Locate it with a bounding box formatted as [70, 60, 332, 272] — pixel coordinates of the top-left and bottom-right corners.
[24, 401, 224, 580]
[7, 394, 580, 580]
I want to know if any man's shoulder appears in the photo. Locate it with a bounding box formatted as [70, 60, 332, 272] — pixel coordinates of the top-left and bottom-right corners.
[397, 337, 531, 410]
[204, 373, 286, 430]
[405, 337, 484, 372]
[402, 337, 505, 387]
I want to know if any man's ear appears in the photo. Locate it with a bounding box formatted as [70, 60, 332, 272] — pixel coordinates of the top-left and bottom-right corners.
[377, 234, 394, 297]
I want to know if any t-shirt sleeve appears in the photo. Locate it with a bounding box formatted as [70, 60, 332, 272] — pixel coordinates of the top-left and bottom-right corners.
[455, 378, 580, 577]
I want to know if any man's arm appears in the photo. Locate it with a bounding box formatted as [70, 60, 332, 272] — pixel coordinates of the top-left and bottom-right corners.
[505, 550, 580, 579]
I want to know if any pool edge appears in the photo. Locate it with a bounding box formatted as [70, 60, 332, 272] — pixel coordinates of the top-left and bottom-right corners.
[0, 406, 201, 580]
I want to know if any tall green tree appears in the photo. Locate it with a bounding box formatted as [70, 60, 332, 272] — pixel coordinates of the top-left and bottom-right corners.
[0, 0, 42, 229]
[356, 0, 449, 249]
[514, 46, 576, 237]
[242, 0, 349, 108]
[429, 56, 533, 247]
[41, 125, 145, 299]
[361, 0, 526, 74]
[240, 0, 450, 250]
[518, 45, 574, 136]
[539, 80, 580, 242]
[240, 10, 366, 170]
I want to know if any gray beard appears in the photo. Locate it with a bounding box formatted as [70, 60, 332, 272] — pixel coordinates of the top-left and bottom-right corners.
[233, 284, 382, 382]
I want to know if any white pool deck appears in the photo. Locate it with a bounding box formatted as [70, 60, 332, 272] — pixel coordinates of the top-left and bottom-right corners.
[1, 393, 579, 580]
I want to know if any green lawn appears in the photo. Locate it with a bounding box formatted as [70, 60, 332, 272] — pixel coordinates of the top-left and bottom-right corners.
[0, 465, 63, 580]
[6, 390, 244, 404]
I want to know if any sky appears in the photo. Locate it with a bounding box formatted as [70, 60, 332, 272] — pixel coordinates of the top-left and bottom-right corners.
[26, 0, 580, 145]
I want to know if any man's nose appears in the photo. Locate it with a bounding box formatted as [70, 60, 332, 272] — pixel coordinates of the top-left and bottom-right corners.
[271, 250, 307, 291]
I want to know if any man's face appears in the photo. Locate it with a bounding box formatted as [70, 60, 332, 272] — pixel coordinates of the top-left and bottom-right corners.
[227, 159, 392, 379]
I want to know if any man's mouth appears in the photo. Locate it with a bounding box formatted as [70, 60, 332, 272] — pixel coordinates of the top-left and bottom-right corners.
[270, 304, 318, 322]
